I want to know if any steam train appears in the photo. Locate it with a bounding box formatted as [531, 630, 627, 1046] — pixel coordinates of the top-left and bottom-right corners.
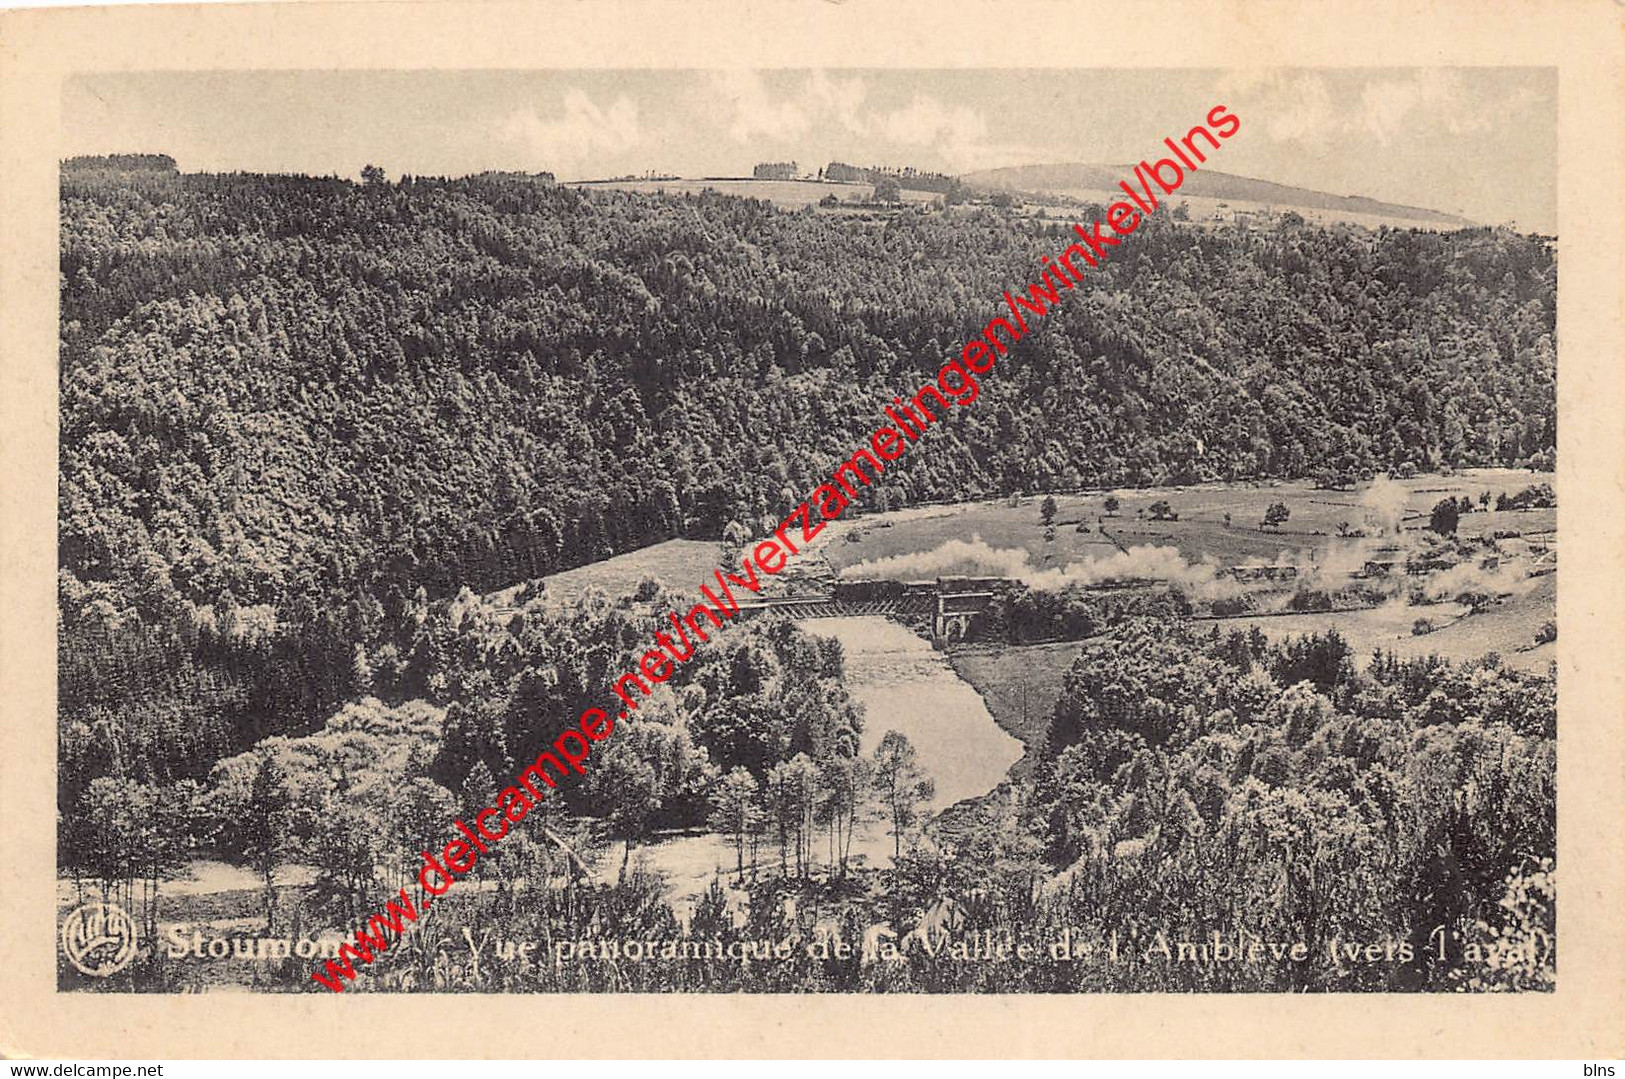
[830, 577, 1009, 604]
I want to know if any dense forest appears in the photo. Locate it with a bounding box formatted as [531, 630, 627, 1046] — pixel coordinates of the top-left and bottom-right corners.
[59, 160, 1556, 792]
[57, 159, 1557, 992]
[64, 584, 1555, 993]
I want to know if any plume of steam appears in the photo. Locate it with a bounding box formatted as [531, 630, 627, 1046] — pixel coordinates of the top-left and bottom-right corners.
[839, 535, 1240, 600]
[1421, 560, 1533, 603]
[1361, 474, 1408, 536]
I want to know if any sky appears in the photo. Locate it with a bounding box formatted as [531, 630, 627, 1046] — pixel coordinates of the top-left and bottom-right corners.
[64, 68, 1557, 232]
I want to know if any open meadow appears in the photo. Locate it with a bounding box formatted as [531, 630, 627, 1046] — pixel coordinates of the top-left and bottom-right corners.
[567, 177, 940, 210]
[947, 641, 1086, 778]
[828, 468, 1552, 577]
[485, 538, 724, 608]
[866, 470, 1557, 780]
[1207, 573, 1556, 673]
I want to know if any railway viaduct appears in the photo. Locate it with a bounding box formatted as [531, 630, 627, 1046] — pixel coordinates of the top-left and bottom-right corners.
[736, 577, 1007, 645]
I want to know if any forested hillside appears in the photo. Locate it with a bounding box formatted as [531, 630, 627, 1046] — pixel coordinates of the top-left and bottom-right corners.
[59, 162, 1556, 796]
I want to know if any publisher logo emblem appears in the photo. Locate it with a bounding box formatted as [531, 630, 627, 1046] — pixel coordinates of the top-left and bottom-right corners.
[60, 901, 138, 977]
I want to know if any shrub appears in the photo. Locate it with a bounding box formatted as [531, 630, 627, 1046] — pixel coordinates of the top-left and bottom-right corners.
[1429, 498, 1461, 535]
[1412, 618, 1435, 636]
[1287, 588, 1334, 612]
[1502, 483, 1556, 511]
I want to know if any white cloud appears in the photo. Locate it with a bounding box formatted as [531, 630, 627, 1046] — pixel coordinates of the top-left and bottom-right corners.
[703, 72, 1044, 173]
[879, 94, 990, 148]
[710, 70, 809, 142]
[872, 93, 1045, 171]
[1218, 69, 1493, 148]
[499, 89, 641, 171]
[804, 70, 870, 135]
[1251, 73, 1340, 145]
[1360, 70, 1487, 142]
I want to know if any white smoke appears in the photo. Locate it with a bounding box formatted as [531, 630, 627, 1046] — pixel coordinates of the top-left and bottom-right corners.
[1361, 474, 1409, 536]
[1314, 540, 1377, 580]
[1235, 540, 1401, 595]
[838, 535, 1239, 600]
[1421, 559, 1534, 603]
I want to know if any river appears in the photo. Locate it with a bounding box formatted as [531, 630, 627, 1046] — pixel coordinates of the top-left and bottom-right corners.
[600, 615, 1024, 908]
[78, 618, 1023, 930]
[809, 616, 1024, 810]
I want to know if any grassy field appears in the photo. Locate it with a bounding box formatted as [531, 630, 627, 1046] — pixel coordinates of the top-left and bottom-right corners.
[948, 641, 1087, 778]
[487, 538, 724, 608]
[865, 469, 1557, 791]
[569, 178, 939, 211]
[1205, 574, 1557, 674]
[827, 469, 1552, 577]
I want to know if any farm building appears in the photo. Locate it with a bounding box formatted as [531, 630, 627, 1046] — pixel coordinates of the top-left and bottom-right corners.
[1406, 555, 1457, 575]
[1361, 559, 1403, 578]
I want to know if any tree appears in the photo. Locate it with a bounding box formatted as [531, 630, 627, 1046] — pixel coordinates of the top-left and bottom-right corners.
[1429, 497, 1461, 536]
[819, 755, 869, 877]
[1040, 496, 1058, 525]
[310, 786, 382, 923]
[1104, 495, 1121, 517]
[873, 177, 902, 204]
[68, 777, 150, 909]
[146, 780, 214, 938]
[598, 750, 660, 880]
[1262, 502, 1290, 531]
[872, 731, 935, 861]
[708, 767, 761, 879]
[241, 754, 296, 931]
[461, 761, 498, 883]
[360, 164, 386, 186]
[763, 754, 820, 875]
[1149, 499, 1174, 521]
[462, 760, 497, 815]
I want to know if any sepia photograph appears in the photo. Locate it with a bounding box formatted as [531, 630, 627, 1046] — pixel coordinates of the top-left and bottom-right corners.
[50, 63, 1563, 995]
[3, 0, 1623, 1063]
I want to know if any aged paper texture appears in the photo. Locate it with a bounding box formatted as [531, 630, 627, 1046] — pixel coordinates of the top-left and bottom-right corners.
[2, 0, 1622, 1060]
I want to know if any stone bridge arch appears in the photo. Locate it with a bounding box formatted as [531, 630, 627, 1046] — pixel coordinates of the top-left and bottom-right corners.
[936, 610, 974, 643]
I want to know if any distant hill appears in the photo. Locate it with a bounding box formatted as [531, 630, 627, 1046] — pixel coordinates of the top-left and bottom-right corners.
[61, 153, 178, 174]
[961, 164, 1473, 229]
